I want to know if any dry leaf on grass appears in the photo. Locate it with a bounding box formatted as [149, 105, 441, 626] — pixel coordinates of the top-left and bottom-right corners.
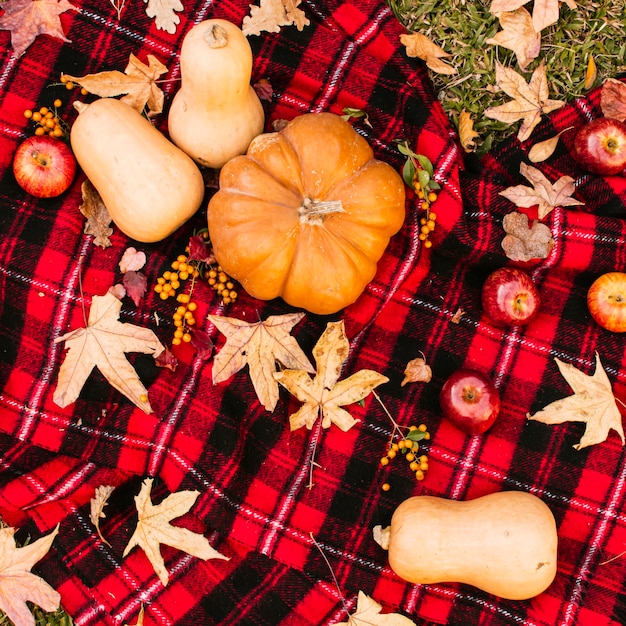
[334, 591, 416, 625]
[458, 110, 479, 152]
[53, 291, 165, 413]
[400, 32, 457, 75]
[527, 353, 625, 450]
[584, 54, 597, 91]
[123, 478, 229, 586]
[401, 357, 432, 386]
[489, 0, 577, 33]
[0, 0, 77, 57]
[485, 62, 565, 142]
[144, 0, 183, 34]
[90, 485, 115, 546]
[62, 54, 168, 115]
[0, 525, 60, 626]
[274, 321, 388, 432]
[208, 312, 314, 412]
[486, 7, 541, 71]
[501, 211, 555, 261]
[79, 180, 113, 248]
[242, 0, 310, 36]
[500, 162, 584, 219]
[601, 78, 626, 122]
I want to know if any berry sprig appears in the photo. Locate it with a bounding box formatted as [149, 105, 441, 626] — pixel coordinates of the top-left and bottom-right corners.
[23, 100, 69, 139]
[397, 141, 441, 249]
[60, 74, 89, 95]
[380, 424, 431, 491]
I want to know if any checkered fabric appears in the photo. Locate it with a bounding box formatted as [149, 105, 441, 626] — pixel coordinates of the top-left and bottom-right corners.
[1, 0, 626, 625]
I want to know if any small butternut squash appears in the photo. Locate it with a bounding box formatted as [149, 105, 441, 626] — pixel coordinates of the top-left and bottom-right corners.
[373, 491, 558, 600]
[70, 98, 205, 243]
[167, 19, 265, 169]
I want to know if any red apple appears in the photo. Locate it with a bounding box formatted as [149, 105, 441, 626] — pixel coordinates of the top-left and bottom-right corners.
[587, 271, 626, 332]
[439, 369, 501, 435]
[481, 267, 540, 327]
[573, 117, 626, 176]
[13, 135, 76, 198]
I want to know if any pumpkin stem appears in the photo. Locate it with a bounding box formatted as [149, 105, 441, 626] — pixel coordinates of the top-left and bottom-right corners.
[205, 24, 229, 48]
[299, 197, 345, 224]
[73, 101, 89, 114]
[372, 524, 391, 551]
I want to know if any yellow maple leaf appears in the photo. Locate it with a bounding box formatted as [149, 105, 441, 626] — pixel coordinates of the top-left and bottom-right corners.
[242, 0, 309, 36]
[527, 353, 625, 450]
[208, 312, 315, 412]
[486, 7, 541, 71]
[334, 591, 416, 625]
[489, 0, 577, 33]
[62, 53, 168, 115]
[53, 291, 165, 413]
[484, 61, 565, 142]
[123, 478, 229, 586]
[400, 32, 457, 75]
[274, 321, 388, 431]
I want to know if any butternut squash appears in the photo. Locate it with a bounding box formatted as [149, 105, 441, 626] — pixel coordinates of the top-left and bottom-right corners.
[167, 19, 265, 169]
[70, 98, 205, 243]
[373, 491, 558, 600]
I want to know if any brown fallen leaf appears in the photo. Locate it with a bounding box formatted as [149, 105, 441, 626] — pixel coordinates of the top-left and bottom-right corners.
[62, 54, 168, 115]
[90, 485, 115, 546]
[501, 211, 555, 262]
[486, 7, 541, 71]
[53, 291, 165, 413]
[208, 312, 314, 412]
[500, 162, 584, 219]
[123, 478, 229, 586]
[484, 61, 565, 142]
[274, 320, 388, 432]
[528, 127, 574, 163]
[334, 591, 416, 625]
[601, 78, 626, 122]
[0, 0, 77, 57]
[489, 0, 577, 33]
[119, 247, 146, 274]
[584, 54, 597, 91]
[527, 353, 625, 450]
[79, 180, 113, 248]
[401, 357, 432, 386]
[124, 604, 144, 626]
[0, 524, 61, 626]
[242, 0, 310, 36]
[144, 0, 182, 34]
[458, 110, 479, 153]
[451, 307, 466, 324]
[400, 32, 457, 75]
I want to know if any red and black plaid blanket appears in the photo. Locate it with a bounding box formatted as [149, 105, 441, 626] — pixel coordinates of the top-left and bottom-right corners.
[2, 0, 626, 624]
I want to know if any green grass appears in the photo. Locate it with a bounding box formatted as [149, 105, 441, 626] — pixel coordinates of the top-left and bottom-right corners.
[388, 0, 626, 153]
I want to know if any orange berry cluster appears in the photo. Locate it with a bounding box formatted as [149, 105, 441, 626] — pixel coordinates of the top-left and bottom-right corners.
[155, 254, 201, 346]
[204, 266, 238, 305]
[23, 101, 67, 138]
[380, 423, 430, 491]
[60, 74, 89, 95]
[414, 181, 439, 250]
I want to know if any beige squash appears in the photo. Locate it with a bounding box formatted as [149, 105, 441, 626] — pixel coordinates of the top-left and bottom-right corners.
[70, 98, 205, 243]
[373, 491, 558, 600]
[167, 19, 265, 169]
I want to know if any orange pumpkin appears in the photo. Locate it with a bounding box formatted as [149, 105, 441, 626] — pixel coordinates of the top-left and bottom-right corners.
[207, 112, 406, 315]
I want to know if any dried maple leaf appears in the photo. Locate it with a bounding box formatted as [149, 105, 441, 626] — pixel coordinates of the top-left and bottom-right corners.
[500, 162, 584, 219]
[527, 353, 625, 450]
[458, 110, 479, 152]
[53, 291, 165, 413]
[144, 0, 182, 34]
[401, 357, 432, 386]
[274, 321, 388, 432]
[335, 591, 416, 625]
[484, 62, 565, 142]
[400, 32, 457, 75]
[489, 0, 577, 33]
[242, 0, 309, 36]
[123, 478, 229, 586]
[62, 54, 168, 115]
[79, 180, 113, 248]
[486, 7, 541, 71]
[601, 78, 626, 122]
[501, 211, 555, 262]
[90, 485, 115, 546]
[0, 0, 77, 57]
[0, 524, 61, 626]
[208, 312, 314, 412]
